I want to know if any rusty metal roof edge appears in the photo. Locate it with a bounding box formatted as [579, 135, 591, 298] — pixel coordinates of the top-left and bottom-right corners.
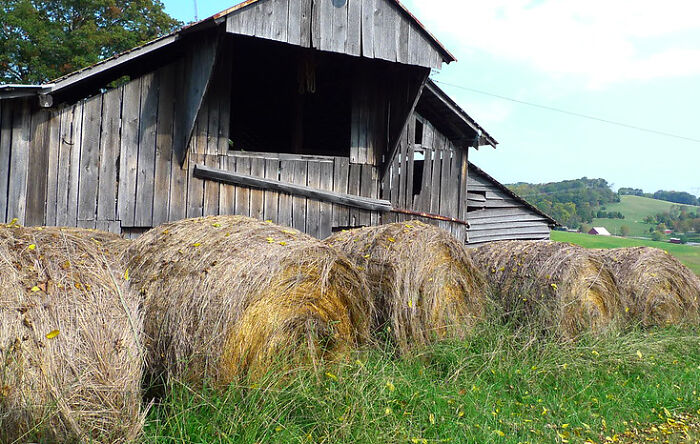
[424, 79, 498, 147]
[468, 161, 559, 227]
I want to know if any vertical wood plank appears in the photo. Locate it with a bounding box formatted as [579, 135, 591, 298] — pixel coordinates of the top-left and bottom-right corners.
[219, 155, 236, 215]
[55, 105, 75, 226]
[459, 147, 469, 222]
[358, 164, 372, 226]
[25, 109, 51, 226]
[203, 74, 221, 216]
[374, 0, 397, 62]
[332, 156, 349, 226]
[44, 109, 62, 226]
[77, 95, 103, 223]
[0, 102, 11, 223]
[291, 160, 307, 231]
[186, 121, 205, 219]
[134, 73, 159, 226]
[277, 159, 294, 227]
[430, 142, 442, 214]
[404, 117, 415, 209]
[347, 0, 361, 56]
[361, 0, 375, 58]
[369, 165, 380, 226]
[300, 0, 313, 47]
[234, 156, 251, 217]
[7, 100, 32, 224]
[169, 59, 188, 222]
[319, 161, 333, 238]
[347, 163, 361, 226]
[153, 65, 175, 225]
[118, 77, 142, 226]
[97, 86, 123, 224]
[249, 157, 265, 220]
[389, 149, 400, 206]
[306, 161, 321, 237]
[331, 0, 348, 54]
[264, 158, 280, 222]
[397, 12, 410, 64]
[271, 0, 290, 42]
[287, 0, 302, 45]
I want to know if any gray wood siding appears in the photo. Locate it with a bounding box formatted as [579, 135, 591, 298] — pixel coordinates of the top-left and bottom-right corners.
[466, 167, 551, 244]
[225, 0, 445, 69]
[381, 114, 469, 242]
[0, 56, 380, 240]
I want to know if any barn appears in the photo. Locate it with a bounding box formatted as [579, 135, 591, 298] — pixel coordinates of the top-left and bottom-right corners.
[0, 0, 553, 243]
[465, 163, 557, 244]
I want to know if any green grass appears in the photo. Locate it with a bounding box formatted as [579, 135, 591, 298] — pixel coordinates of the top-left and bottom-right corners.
[592, 195, 699, 238]
[142, 325, 700, 444]
[552, 230, 700, 276]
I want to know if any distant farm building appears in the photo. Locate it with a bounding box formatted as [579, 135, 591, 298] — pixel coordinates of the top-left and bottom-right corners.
[589, 227, 612, 236]
[0, 0, 554, 244]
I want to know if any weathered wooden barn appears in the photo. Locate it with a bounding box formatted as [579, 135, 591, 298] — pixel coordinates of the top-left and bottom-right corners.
[0, 0, 553, 243]
[465, 163, 556, 244]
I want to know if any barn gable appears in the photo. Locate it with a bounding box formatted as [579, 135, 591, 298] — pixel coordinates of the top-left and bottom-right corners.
[223, 0, 453, 69]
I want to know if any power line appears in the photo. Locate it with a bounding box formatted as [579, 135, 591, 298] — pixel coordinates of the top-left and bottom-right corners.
[433, 80, 700, 144]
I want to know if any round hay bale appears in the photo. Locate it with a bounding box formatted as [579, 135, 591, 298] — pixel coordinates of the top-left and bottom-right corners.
[126, 216, 372, 386]
[324, 221, 486, 352]
[0, 225, 144, 443]
[598, 247, 700, 326]
[471, 240, 623, 339]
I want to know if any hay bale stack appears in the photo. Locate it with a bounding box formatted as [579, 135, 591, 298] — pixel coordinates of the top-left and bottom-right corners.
[324, 221, 486, 352]
[126, 216, 372, 386]
[471, 241, 623, 339]
[0, 225, 144, 443]
[598, 247, 700, 326]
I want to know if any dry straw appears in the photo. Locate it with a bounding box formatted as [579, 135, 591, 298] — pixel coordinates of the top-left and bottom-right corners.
[598, 247, 700, 326]
[471, 240, 623, 339]
[126, 216, 372, 387]
[324, 221, 486, 352]
[0, 223, 143, 443]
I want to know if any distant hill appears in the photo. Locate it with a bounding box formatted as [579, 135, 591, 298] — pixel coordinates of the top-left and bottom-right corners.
[592, 195, 699, 239]
[507, 178, 619, 229]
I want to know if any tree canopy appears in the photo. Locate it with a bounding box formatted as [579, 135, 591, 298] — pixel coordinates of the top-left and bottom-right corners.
[0, 0, 181, 84]
[508, 178, 620, 229]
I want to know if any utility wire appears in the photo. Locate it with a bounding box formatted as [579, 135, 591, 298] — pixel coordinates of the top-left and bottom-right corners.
[433, 80, 700, 144]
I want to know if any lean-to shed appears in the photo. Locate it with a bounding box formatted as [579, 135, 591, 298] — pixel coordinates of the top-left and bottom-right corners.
[0, 0, 550, 243]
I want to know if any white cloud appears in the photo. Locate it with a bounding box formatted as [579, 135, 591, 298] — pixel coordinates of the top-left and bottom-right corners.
[411, 0, 700, 88]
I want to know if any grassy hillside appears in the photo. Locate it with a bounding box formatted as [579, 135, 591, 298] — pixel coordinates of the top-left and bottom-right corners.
[592, 195, 698, 238]
[551, 230, 700, 276]
[143, 326, 700, 443]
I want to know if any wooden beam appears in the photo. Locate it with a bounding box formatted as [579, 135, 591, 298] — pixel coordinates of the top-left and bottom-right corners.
[193, 164, 393, 213]
[173, 35, 219, 165]
[382, 68, 429, 179]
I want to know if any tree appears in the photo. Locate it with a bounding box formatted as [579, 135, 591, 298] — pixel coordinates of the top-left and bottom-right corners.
[1, 0, 181, 84]
[651, 231, 663, 242]
[620, 225, 630, 237]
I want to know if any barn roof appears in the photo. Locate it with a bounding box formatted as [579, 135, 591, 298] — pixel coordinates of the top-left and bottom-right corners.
[468, 162, 558, 226]
[416, 80, 498, 149]
[0, 0, 454, 99]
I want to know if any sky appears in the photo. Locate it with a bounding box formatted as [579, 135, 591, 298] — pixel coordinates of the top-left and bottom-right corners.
[163, 0, 700, 196]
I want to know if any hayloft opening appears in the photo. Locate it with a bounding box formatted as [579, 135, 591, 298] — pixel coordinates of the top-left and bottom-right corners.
[228, 36, 352, 157]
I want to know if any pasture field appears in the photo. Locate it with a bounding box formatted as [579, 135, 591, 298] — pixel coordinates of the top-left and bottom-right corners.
[143, 325, 700, 443]
[592, 195, 699, 239]
[552, 230, 700, 276]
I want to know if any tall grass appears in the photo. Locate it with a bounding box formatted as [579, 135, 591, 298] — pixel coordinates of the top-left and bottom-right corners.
[143, 323, 700, 443]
